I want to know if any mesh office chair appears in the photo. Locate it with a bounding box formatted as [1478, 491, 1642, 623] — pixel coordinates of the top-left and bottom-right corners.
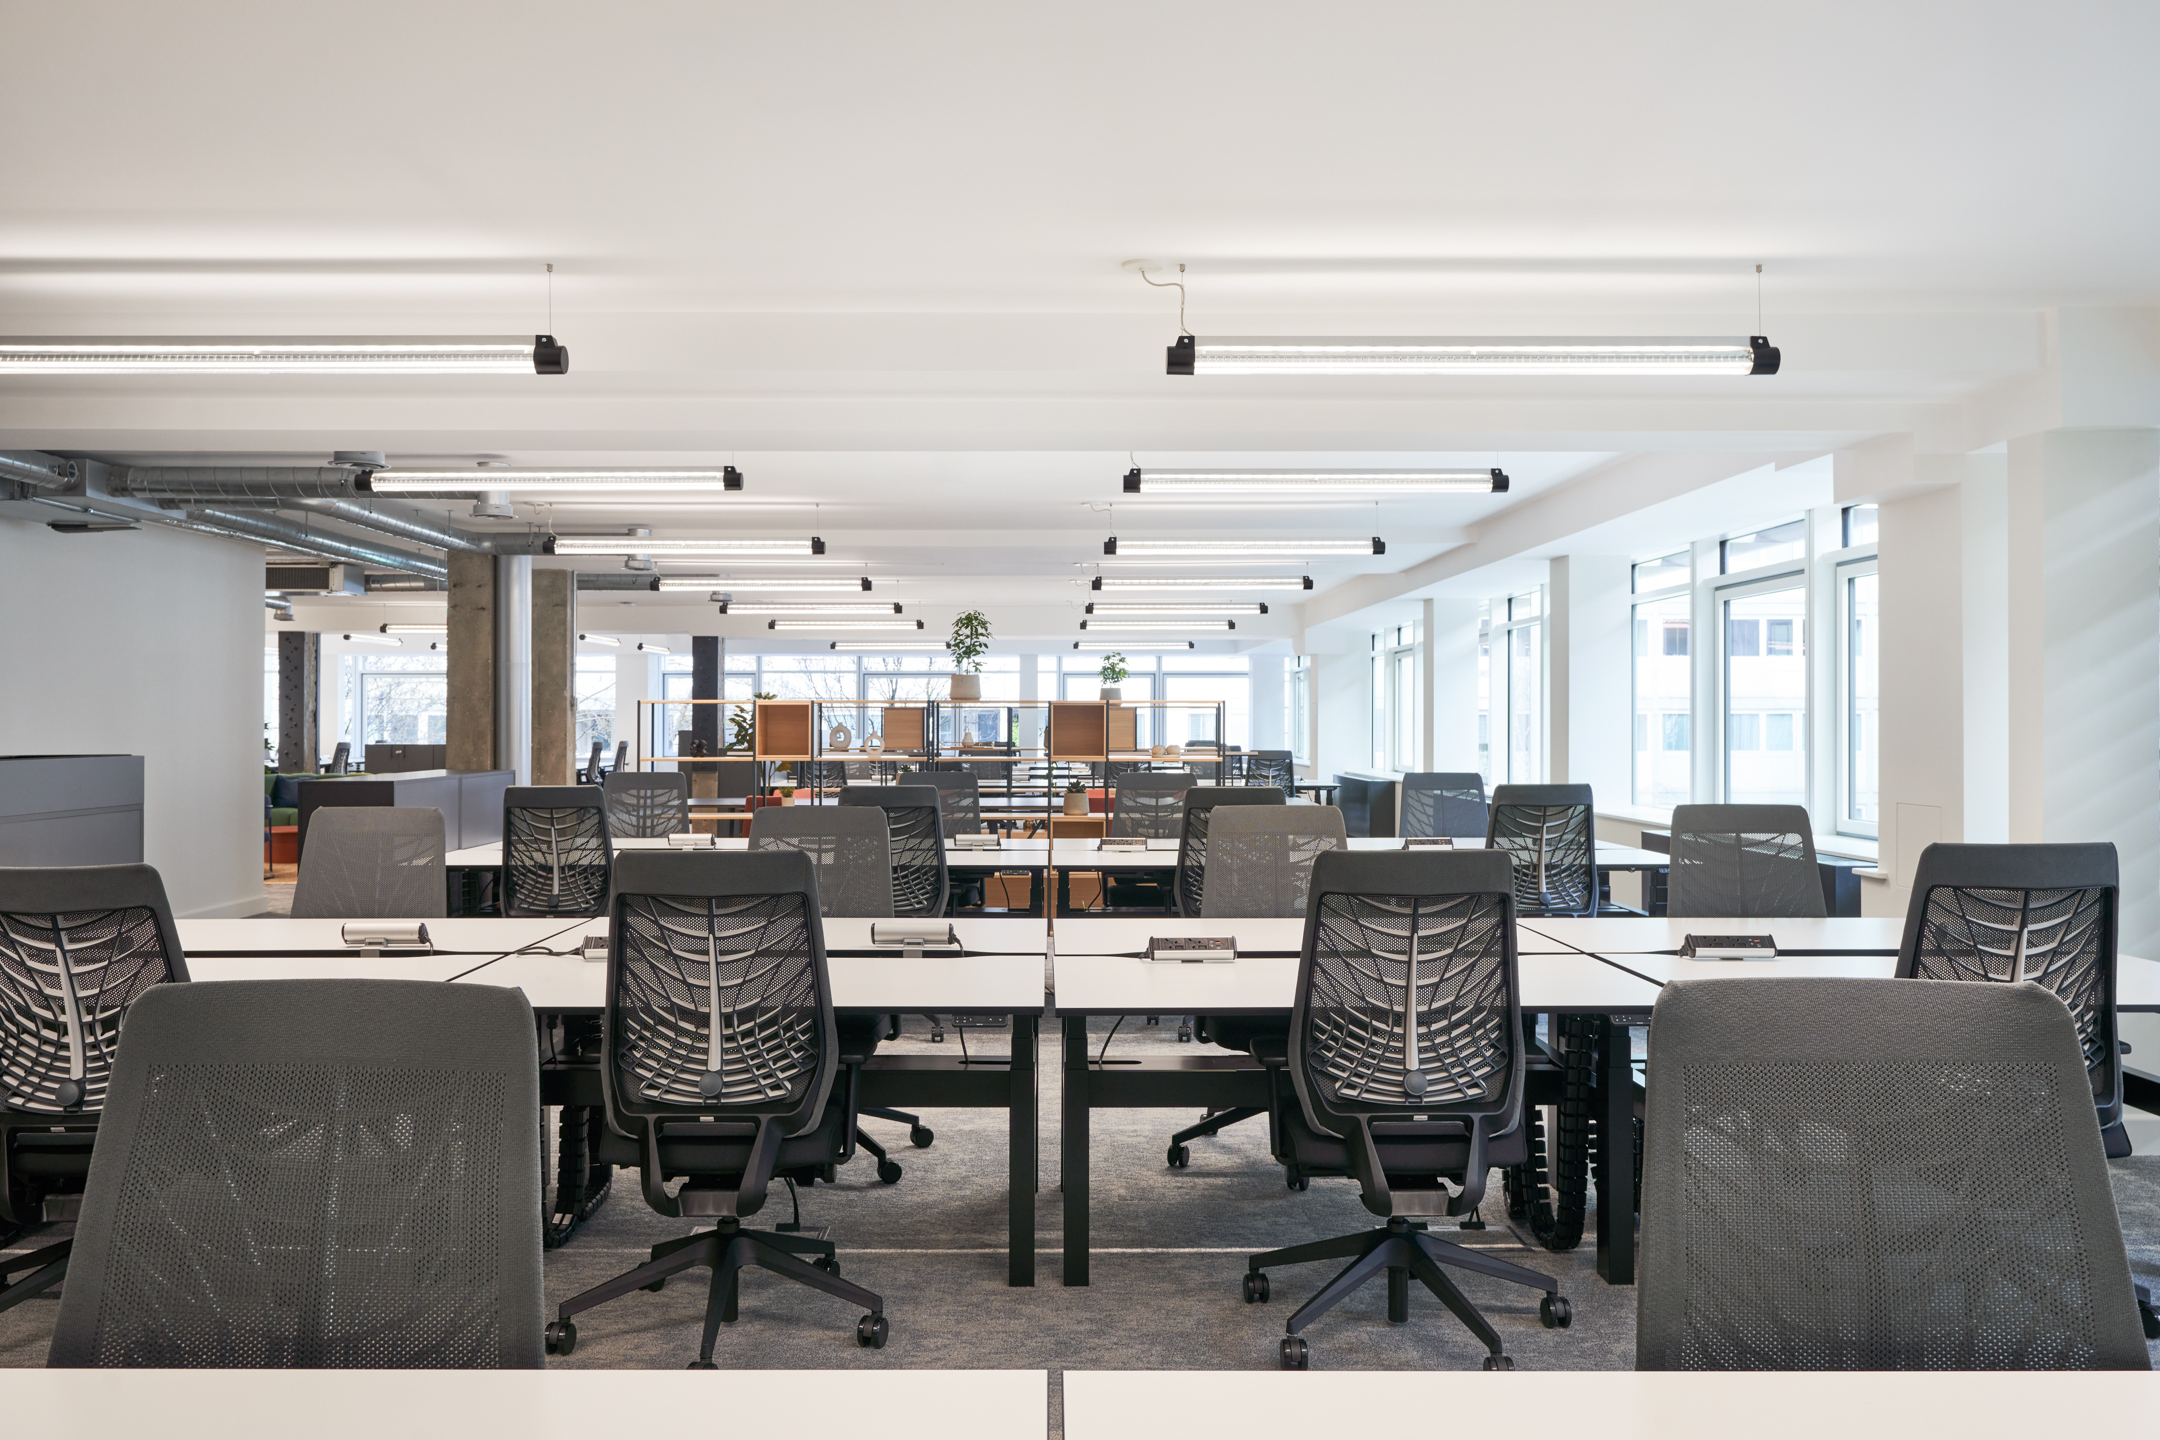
[289, 806, 447, 919]
[579, 740, 606, 784]
[1175, 786, 1285, 918]
[916, 769, 988, 910]
[502, 785, 613, 918]
[1637, 976, 2150, 1370]
[750, 807, 930, 1181]
[1399, 773, 1490, 839]
[320, 740, 352, 775]
[1246, 850, 1567, 1370]
[0, 865, 188, 1320]
[840, 784, 948, 919]
[1486, 784, 1598, 916]
[1245, 750, 1294, 789]
[601, 770, 692, 839]
[612, 740, 630, 774]
[547, 851, 888, 1366]
[1103, 771, 1193, 911]
[1666, 803, 1825, 917]
[46, 978, 544, 1367]
[1166, 806, 1348, 1169]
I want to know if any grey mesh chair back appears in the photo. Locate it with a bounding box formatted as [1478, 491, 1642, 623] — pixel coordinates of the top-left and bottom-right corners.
[613, 741, 630, 774]
[1399, 773, 1489, 839]
[1666, 804, 1824, 917]
[1201, 806, 1348, 918]
[325, 741, 351, 775]
[1174, 786, 1284, 917]
[0, 865, 188, 1123]
[47, 979, 544, 1368]
[1637, 976, 2150, 1371]
[289, 806, 447, 919]
[839, 785, 948, 918]
[1289, 849, 1522, 1213]
[580, 740, 605, 783]
[503, 785, 613, 917]
[1244, 750, 1294, 789]
[1896, 843, 2123, 1130]
[602, 770, 691, 839]
[914, 768, 984, 836]
[1486, 784, 1597, 916]
[603, 850, 835, 1216]
[1110, 770, 1195, 839]
[750, 806, 895, 917]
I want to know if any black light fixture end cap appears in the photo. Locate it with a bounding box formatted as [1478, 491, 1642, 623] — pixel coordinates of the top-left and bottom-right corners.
[1084, 603, 1096, 614]
[1226, 620, 1237, 631]
[716, 603, 731, 615]
[539, 534, 558, 555]
[859, 576, 873, 591]
[810, 536, 826, 555]
[766, 620, 778, 630]
[1749, 336, 1780, 375]
[1300, 575, 1313, 590]
[1103, 537, 1117, 555]
[1257, 603, 1269, 615]
[889, 603, 902, 614]
[533, 335, 569, 374]
[910, 619, 923, 629]
[1090, 575, 1102, 590]
[1490, 469, 1510, 493]
[1123, 468, 1142, 493]
[1166, 335, 1195, 376]
[1371, 538, 1386, 555]
[723, 465, 744, 490]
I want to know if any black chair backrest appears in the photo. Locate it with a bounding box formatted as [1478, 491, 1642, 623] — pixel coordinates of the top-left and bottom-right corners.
[502, 785, 613, 917]
[1175, 785, 1285, 917]
[749, 805, 895, 917]
[1637, 976, 2150, 1371]
[839, 784, 947, 918]
[1666, 804, 1824, 917]
[47, 979, 544, 1368]
[1896, 843, 2121, 1124]
[0, 864, 188, 1119]
[601, 770, 692, 839]
[1245, 750, 1294, 788]
[582, 740, 604, 783]
[1201, 805, 1348, 918]
[602, 850, 835, 1150]
[1399, 772, 1489, 839]
[1110, 770, 1196, 839]
[1289, 850, 1522, 1208]
[289, 806, 447, 919]
[913, 768, 984, 836]
[612, 740, 630, 773]
[1486, 783, 1597, 916]
[326, 741, 351, 775]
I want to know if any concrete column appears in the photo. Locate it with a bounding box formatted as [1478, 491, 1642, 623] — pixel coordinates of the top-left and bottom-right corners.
[495, 555, 532, 785]
[690, 636, 722, 753]
[445, 551, 496, 773]
[530, 568, 575, 785]
[1548, 556, 1631, 801]
[1426, 599, 1482, 773]
[275, 630, 318, 773]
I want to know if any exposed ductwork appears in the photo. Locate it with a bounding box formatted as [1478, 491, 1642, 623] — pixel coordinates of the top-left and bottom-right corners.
[575, 573, 663, 590]
[183, 507, 450, 580]
[287, 497, 497, 554]
[0, 451, 79, 491]
[114, 466, 363, 503]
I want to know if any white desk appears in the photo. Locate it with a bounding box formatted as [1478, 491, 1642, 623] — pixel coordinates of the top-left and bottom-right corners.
[178, 916, 589, 956]
[1605, 947, 2160, 1010]
[1052, 951, 1660, 1018]
[186, 954, 494, 984]
[1052, 915, 1588, 956]
[446, 837, 1055, 872]
[458, 949, 1048, 1015]
[1067, 1371, 2157, 1440]
[551, 914, 1047, 955]
[8, 1369, 1049, 1440]
[1523, 915, 1907, 955]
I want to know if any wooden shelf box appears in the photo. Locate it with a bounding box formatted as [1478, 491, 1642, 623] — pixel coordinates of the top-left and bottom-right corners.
[1048, 701, 1109, 761]
[753, 701, 816, 761]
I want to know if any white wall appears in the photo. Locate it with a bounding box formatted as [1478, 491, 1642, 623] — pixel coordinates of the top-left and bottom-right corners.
[0, 514, 264, 917]
[1311, 647, 1373, 780]
[1248, 653, 1286, 751]
[1549, 555, 1631, 801]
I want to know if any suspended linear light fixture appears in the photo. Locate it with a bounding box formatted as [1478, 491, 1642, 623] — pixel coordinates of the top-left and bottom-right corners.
[379, 623, 448, 634]
[768, 619, 923, 632]
[1085, 602, 1267, 616]
[655, 575, 872, 591]
[1074, 641, 1195, 651]
[341, 633, 401, 646]
[636, 642, 671, 653]
[1105, 537, 1382, 557]
[1124, 467, 1505, 495]
[365, 466, 740, 493]
[1165, 334, 1778, 376]
[547, 536, 823, 556]
[1092, 575, 1312, 590]
[829, 641, 949, 653]
[578, 633, 621, 646]
[719, 602, 901, 616]
[1080, 620, 1236, 632]
[0, 334, 569, 374]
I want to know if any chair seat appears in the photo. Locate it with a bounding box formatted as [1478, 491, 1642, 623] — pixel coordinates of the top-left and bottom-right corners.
[595, 1099, 850, 1179]
[1199, 1016, 1288, 1053]
[1278, 1107, 1527, 1176]
[7, 1130, 95, 1180]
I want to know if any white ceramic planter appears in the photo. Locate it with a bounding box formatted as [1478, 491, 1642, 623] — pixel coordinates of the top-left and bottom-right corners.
[949, 673, 982, 701]
[1100, 686, 1121, 700]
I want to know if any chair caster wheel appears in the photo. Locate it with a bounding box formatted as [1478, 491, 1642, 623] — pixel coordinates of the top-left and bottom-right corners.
[544, 1320, 576, 1356]
[1167, 1143, 1190, 1169]
[814, 1254, 840, 1277]
[857, 1313, 889, 1348]
[1279, 1336, 1308, 1370]
[909, 1125, 935, 1148]
[930, 1032, 945, 1043]
[1540, 1295, 1571, 1329]
[1482, 1355, 1514, 1371]
[642, 1277, 667, 1293]
[688, 1359, 718, 1370]
[876, 1159, 904, 1184]
[1285, 1170, 1308, 1191]
[1243, 1272, 1270, 1303]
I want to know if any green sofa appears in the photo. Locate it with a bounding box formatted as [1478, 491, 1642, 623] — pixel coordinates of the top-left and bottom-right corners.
[264, 770, 369, 827]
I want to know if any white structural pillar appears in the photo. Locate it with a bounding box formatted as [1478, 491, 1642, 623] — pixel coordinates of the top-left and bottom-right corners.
[496, 554, 534, 785]
[1548, 556, 1631, 799]
[1249, 652, 1286, 751]
[1425, 599, 1483, 773]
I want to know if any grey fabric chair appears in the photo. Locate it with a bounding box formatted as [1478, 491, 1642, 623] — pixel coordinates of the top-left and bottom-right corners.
[1110, 771, 1195, 839]
[46, 978, 544, 1368]
[1245, 750, 1294, 789]
[601, 770, 692, 839]
[502, 785, 613, 918]
[578, 739, 606, 784]
[914, 768, 984, 836]
[840, 784, 947, 919]
[1636, 976, 2150, 1371]
[289, 806, 447, 919]
[550, 851, 887, 1365]
[0, 865, 189, 1321]
[1486, 783, 1597, 917]
[1399, 773, 1489, 840]
[1175, 786, 1285, 918]
[1247, 849, 1562, 1371]
[1666, 803, 1824, 917]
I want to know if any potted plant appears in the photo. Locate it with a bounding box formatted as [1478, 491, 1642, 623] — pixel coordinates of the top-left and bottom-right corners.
[947, 609, 991, 701]
[1063, 776, 1090, 816]
[774, 760, 795, 803]
[1098, 651, 1128, 701]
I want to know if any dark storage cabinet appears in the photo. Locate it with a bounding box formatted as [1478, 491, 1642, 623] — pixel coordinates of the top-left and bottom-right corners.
[296, 769, 514, 854]
[1331, 772, 1399, 837]
[0, 754, 145, 865]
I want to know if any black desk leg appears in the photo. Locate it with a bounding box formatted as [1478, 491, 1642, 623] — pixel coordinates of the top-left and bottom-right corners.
[1008, 1014, 1038, 1286]
[1061, 1015, 1090, 1286]
[1594, 1016, 1637, 1284]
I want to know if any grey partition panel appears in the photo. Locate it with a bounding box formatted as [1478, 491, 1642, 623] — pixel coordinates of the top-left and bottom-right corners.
[298, 769, 513, 854]
[455, 770, 514, 848]
[0, 755, 145, 866]
[1331, 773, 1398, 838]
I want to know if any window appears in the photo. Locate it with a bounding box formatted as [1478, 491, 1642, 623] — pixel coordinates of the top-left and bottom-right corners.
[1475, 608, 1491, 786]
[1843, 504, 1879, 548]
[574, 654, 614, 766]
[1840, 560, 1880, 835]
[1662, 714, 1690, 751]
[1499, 595, 1542, 783]
[346, 654, 448, 746]
[1765, 712, 1794, 750]
[1632, 550, 1689, 592]
[1289, 656, 1310, 763]
[1631, 586, 1690, 807]
[1730, 713, 1759, 750]
[263, 646, 279, 764]
[1662, 622, 1688, 656]
[1729, 618, 1760, 656]
[1722, 581, 1806, 805]
[1387, 627, 1418, 771]
[1721, 518, 1807, 573]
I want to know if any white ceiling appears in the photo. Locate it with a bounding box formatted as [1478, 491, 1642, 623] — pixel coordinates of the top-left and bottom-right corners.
[3, 2, 2153, 648]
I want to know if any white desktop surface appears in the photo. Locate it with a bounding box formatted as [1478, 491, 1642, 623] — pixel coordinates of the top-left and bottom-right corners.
[459, 949, 1046, 1014]
[1044, 837, 1665, 869]
[1523, 916, 1907, 955]
[446, 838, 1056, 869]
[560, 915, 1046, 953]
[9, 1369, 1048, 1440]
[1066, 1371, 2156, 1440]
[1052, 917, 1585, 956]
[1609, 948, 2160, 1010]
[177, 917, 586, 955]
[1052, 951, 1659, 1016]
[186, 954, 486, 985]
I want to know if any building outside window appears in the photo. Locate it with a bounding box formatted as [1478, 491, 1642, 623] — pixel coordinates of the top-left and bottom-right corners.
[1630, 550, 1691, 808]
[1721, 517, 1807, 573]
[1721, 578, 1807, 806]
[1385, 624, 1418, 772]
[344, 653, 448, 748]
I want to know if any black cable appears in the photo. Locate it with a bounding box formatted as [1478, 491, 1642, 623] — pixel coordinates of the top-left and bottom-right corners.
[1096, 1014, 1125, 1067]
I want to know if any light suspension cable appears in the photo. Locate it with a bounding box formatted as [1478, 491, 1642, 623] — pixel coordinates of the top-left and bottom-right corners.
[0, 334, 569, 374]
[1104, 537, 1382, 557]
[1091, 575, 1311, 590]
[366, 466, 740, 493]
[1166, 335, 1778, 376]
[1124, 467, 1505, 494]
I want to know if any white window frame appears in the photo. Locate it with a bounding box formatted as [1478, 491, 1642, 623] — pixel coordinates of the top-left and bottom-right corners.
[1712, 564, 1809, 805]
[1495, 592, 1546, 784]
[1833, 552, 1880, 839]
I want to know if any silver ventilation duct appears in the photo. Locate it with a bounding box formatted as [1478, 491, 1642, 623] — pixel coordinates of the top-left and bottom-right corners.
[575, 573, 662, 590]
[0, 451, 78, 490]
[184, 507, 449, 580]
[115, 466, 363, 503]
